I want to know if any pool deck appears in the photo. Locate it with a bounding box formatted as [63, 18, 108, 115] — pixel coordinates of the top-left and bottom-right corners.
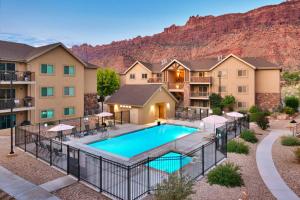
[65, 120, 212, 164]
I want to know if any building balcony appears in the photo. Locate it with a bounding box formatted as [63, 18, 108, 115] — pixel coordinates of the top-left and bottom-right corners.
[148, 77, 162, 83]
[168, 83, 184, 91]
[0, 71, 35, 84]
[190, 92, 210, 99]
[190, 76, 212, 84]
[0, 97, 35, 113]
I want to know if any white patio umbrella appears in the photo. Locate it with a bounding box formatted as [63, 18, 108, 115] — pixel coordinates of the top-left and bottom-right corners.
[226, 112, 244, 119]
[47, 124, 74, 132]
[96, 112, 113, 117]
[202, 115, 228, 133]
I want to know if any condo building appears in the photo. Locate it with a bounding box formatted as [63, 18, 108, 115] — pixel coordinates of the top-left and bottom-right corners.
[120, 54, 281, 111]
[0, 40, 98, 130]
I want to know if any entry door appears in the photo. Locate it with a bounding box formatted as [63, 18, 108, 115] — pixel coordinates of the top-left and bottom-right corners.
[158, 105, 165, 119]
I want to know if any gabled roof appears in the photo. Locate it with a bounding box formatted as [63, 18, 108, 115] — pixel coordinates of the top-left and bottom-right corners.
[0, 40, 96, 69]
[160, 59, 191, 72]
[105, 84, 177, 107]
[123, 61, 164, 74]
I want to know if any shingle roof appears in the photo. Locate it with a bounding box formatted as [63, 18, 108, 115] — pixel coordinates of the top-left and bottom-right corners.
[242, 57, 280, 69]
[176, 58, 219, 71]
[0, 40, 95, 68]
[105, 84, 175, 107]
[139, 61, 165, 73]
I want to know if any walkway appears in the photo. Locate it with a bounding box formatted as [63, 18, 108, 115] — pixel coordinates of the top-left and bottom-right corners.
[256, 129, 300, 200]
[0, 166, 60, 200]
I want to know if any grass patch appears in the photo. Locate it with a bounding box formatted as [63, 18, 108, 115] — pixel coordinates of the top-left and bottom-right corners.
[227, 140, 249, 154]
[240, 130, 258, 143]
[281, 136, 300, 146]
[294, 148, 300, 163]
[207, 162, 244, 187]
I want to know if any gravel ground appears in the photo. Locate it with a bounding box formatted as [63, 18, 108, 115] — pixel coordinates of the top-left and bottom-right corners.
[0, 135, 63, 185]
[53, 183, 110, 200]
[272, 138, 300, 197]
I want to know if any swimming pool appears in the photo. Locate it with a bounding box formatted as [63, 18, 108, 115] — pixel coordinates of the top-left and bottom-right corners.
[147, 152, 192, 173]
[88, 124, 197, 158]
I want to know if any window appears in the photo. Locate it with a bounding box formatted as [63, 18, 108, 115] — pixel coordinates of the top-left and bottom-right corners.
[238, 102, 247, 108]
[64, 65, 75, 76]
[40, 109, 54, 119]
[41, 87, 54, 97]
[142, 73, 147, 79]
[0, 114, 16, 130]
[41, 64, 54, 74]
[129, 74, 135, 79]
[64, 87, 75, 96]
[156, 73, 162, 78]
[238, 69, 247, 77]
[238, 86, 247, 93]
[0, 63, 15, 72]
[217, 70, 227, 78]
[64, 107, 75, 116]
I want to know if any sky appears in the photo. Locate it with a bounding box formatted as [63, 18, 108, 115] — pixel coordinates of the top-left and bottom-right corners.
[0, 0, 283, 47]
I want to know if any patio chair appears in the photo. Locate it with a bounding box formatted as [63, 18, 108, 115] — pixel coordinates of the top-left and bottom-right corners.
[84, 124, 95, 136]
[95, 122, 101, 131]
[108, 120, 117, 130]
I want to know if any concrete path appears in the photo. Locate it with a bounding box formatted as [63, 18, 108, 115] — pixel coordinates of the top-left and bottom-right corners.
[0, 166, 60, 200]
[256, 129, 300, 200]
[40, 176, 76, 193]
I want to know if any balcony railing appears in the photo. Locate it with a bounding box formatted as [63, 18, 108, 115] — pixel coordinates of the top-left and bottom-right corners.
[190, 76, 212, 84]
[0, 97, 34, 110]
[148, 77, 162, 83]
[190, 92, 210, 98]
[0, 71, 35, 82]
[168, 83, 184, 90]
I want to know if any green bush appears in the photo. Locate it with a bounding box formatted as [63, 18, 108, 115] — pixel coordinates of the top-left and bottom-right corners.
[249, 112, 270, 130]
[294, 148, 300, 163]
[209, 93, 223, 108]
[212, 107, 222, 115]
[283, 106, 295, 115]
[282, 71, 300, 85]
[221, 95, 236, 111]
[281, 136, 300, 146]
[227, 140, 249, 154]
[240, 130, 258, 143]
[207, 162, 244, 187]
[284, 96, 299, 112]
[249, 105, 261, 113]
[154, 174, 195, 200]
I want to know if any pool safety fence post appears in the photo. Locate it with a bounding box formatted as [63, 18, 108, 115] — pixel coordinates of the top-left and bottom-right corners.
[99, 156, 103, 192]
[24, 130, 27, 152]
[127, 166, 131, 200]
[79, 117, 82, 132]
[38, 123, 41, 142]
[147, 157, 150, 194]
[121, 111, 123, 125]
[201, 146, 204, 175]
[225, 129, 228, 158]
[67, 145, 70, 174]
[113, 112, 116, 126]
[77, 150, 80, 181]
[234, 120, 237, 137]
[200, 108, 202, 120]
[50, 139, 52, 166]
[35, 134, 38, 158]
[179, 155, 183, 178]
[214, 139, 217, 165]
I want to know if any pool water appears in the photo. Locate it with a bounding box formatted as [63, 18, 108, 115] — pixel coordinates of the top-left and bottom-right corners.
[147, 152, 192, 173]
[88, 124, 197, 158]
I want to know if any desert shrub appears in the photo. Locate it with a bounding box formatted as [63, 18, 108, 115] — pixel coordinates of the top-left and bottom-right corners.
[283, 106, 295, 115]
[250, 112, 269, 130]
[240, 130, 258, 143]
[212, 107, 222, 115]
[221, 95, 236, 111]
[294, 148, 300, 163]
[284, 96, 299, 112]
[281, 136, 300, 146]
[209, 93, 223, 108]
[282, 71, 300, 85]
[207, 162, 244, 187]
[249, 105, 261, 113]
[154, 174, 195, 200]
[227, 140, 249, 154]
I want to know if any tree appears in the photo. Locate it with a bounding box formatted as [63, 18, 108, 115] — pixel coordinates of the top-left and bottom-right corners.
[154, 174, 195, 200]
[221, 95, 236, 111]
[97, 68, 120, 97]
[209, 93, 223, 108]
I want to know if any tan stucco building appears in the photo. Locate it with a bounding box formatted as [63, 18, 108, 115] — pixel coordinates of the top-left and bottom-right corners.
[105, 84, 177, 124]
[0, 40, 98, 130]
[120, 54, 281, 111]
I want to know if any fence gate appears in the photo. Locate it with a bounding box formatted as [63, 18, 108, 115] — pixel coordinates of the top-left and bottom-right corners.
[68, 146, 79, 178]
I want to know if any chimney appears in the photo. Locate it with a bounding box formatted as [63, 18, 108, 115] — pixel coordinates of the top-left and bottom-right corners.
[217, 55, 223, 61]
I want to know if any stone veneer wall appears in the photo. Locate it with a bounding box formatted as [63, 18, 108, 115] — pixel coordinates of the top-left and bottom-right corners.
[183, 83, 190, 107]
[255, 93, 281, 110]
[84, 93, 99, 113]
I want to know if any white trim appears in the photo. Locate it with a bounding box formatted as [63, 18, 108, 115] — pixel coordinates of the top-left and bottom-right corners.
[123, 61, 152, 74]
[209, 54, 257, 71]
[160, 59, 191, 72]
[143, 85, 178, 107]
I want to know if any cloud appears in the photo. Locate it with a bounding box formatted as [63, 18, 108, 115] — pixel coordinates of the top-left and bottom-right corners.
[0, 32, 79, 47]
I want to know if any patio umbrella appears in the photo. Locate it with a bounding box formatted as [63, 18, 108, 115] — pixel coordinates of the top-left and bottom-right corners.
[202, 115, 228, 133]
[226, 112, 244, 119]
[47, 124, 74, 150]
[96, 112, 113, 124]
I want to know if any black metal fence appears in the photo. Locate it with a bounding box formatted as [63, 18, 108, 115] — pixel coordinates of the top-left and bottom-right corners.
[15, 116, 249, 200]
[175, 107, 209, 121]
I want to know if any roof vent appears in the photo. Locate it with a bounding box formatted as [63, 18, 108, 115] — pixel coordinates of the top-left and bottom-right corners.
[161, 59, 168, 66]
[217, 55, 223, 61]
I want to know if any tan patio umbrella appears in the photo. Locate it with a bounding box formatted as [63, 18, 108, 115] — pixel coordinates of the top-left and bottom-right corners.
[48, 124, 74, 150]
[202, 115, 228, 133]
[96, 112, 114, 125]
